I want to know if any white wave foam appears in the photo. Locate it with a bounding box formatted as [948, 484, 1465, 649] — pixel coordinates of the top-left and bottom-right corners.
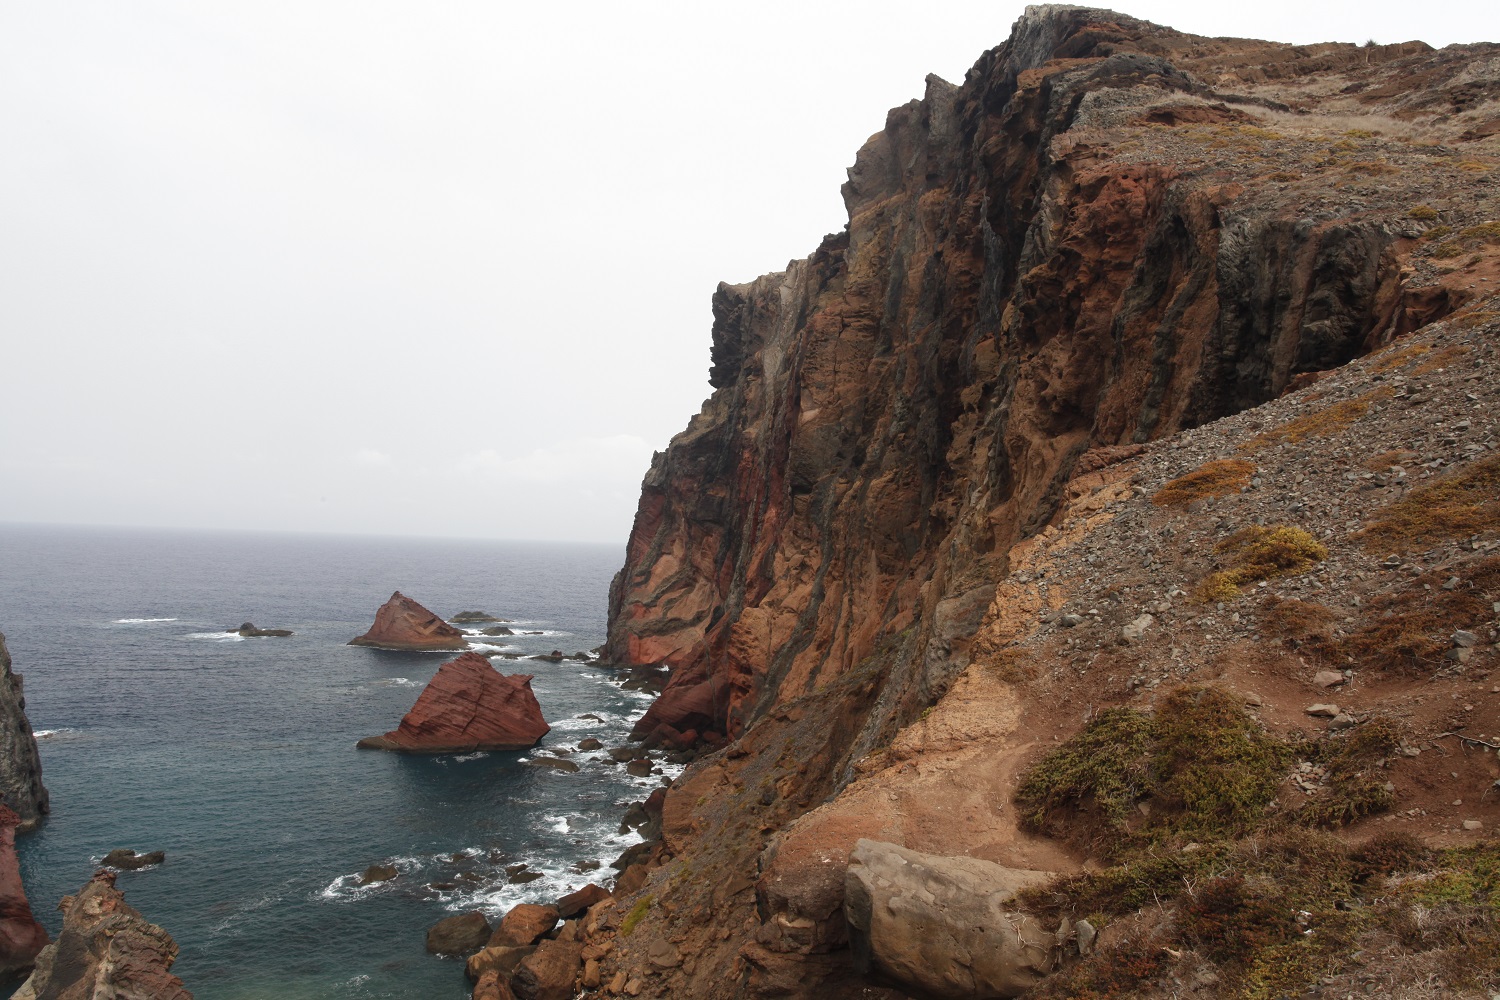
[112, 617, 177, 623]
[33, 728, 78, 740]
[373, 678, 423, 688]
[452, 752, 489, 762]
[185, 631, 245, 642]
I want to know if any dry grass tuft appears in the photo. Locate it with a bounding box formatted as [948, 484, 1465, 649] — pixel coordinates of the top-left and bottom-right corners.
[1241, 389, 1391, 452]
[1410, 344, 1468, 374]
[1364, 449, 1420, 471]
[1408, 205, 1439, 220]
[1361, 453, 1500, 550]
[1153, 459, 1255, 507]
[1196, 526, 1328, 602]
[1338, 555, 1500, 673]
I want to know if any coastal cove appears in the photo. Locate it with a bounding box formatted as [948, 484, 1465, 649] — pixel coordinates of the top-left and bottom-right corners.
[0, 523, 656, 999]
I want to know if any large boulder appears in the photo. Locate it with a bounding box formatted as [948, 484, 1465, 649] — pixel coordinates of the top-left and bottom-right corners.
[844, 840, 1061, 999]
[0, 806, 47, 976]
[512, 939, 583, 1000]
[0, 632, 48, 831]
[356, 653, 550, 752]
[348, 592, 469, 651]
[426, 911, 491, 955]
[555, 883, 609, 919]
[491, 903, 559, 948]
[13, 869, 191, 1000]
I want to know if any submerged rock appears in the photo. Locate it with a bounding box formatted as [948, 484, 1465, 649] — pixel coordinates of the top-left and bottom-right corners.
[356, 652, 550, 752]
[349, 592, 469, 651]
[0, 806, 47, 977]
[13, 869, 190, 1000]
[0, 632, 48, 832]
[359, 864, 398, 885]
[845, 840, 1060, 998]
[101, 849, 164, 871]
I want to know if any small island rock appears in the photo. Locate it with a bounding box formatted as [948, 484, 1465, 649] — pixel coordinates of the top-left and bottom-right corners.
[102, 849, 164, 871]
[234, 623, 292, 637]
[356, 652, 550, 752]
[450, 611, 505, 624]
[349, 592, 469, 651]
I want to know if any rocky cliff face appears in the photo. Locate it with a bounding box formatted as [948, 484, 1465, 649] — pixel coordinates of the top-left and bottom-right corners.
[0, 806, 48, 977]
[591, 6, 1500, 999]
[0, 633, 49, 833]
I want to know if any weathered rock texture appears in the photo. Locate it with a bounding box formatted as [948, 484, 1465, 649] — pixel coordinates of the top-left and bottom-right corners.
[357, 652, 549, 752]
[349, 592, 469, 651]
[0, 806, 47, 977]
[589, 6, 1500, 1000]
[845, 840, 1059, 998]
[0, 633, 48, 831]
[14, 870, 191, 1000]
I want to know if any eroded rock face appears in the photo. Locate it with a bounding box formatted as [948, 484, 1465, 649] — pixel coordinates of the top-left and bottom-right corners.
[356, 653, 549, 752]
[0, 633, 48, 831]
[14, 869, 191, 1000]
[845, 840, 1058, 999]
[349, 592, 468, 651]
[0, 806, 47, 977]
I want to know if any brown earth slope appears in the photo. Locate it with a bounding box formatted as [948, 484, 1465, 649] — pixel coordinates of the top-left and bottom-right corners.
[580, 5, 1500, 999]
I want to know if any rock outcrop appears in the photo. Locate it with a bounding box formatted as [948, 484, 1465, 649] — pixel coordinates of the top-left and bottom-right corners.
[588, 7, 1500, 999]
[233, 622, 292, 637]
[0, 806, 47, 977]
[349, 592, 469, 651]
[844, 840, 1060, 998]
[356, 652, 549, 752]
[0, 633, 48, 831]
[14, 869, 191, 1000]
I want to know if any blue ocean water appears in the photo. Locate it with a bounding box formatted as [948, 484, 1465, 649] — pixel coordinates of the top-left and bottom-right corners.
[0, 523, 661, 999]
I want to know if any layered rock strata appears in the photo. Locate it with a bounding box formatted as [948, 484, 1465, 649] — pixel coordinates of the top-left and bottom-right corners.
[0, 633, 48, 831]
[357, 652, 549, 752]
[0, 806, 47, 977]
[591, 6, 1500, 999]
[349, 592, 469, 651]
[14, 869, 191, 1000]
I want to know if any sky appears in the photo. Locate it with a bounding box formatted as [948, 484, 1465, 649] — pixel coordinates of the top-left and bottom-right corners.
[1, 1, 1495, 544]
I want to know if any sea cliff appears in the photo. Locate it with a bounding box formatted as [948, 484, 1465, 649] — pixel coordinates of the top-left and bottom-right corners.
[586, 6, 1500, 998]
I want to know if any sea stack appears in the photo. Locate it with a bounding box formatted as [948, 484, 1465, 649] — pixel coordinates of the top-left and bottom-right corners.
[348, 591, 469, 651]
[357, 652, 550, 752]
[13, 869, 191, 1000]
[0, 632, 49, 832]
[0, 806, 47, 976]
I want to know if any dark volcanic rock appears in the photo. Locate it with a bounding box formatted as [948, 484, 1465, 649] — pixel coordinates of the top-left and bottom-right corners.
[480, 626, 515, 636]
[524, 756, 579, 774]
[101, 849, 164, 871]
[0, 633, 48, 831]
[13, 869, 190, 1000]
[450, 611, 504, 623]
[234, 622, 292, 637]
[349, 592, 468, 651]
[356, 652, 549, 752]
[0, 806, 47, 977]
[359, 864, 398, 885]
[425, 911, 491, 956]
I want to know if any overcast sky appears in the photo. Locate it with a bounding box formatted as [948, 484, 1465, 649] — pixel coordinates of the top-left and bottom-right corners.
[1, 1, 1494, 544]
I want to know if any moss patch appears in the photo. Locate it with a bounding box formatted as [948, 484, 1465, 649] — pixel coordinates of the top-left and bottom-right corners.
[620, 894, 653, 936]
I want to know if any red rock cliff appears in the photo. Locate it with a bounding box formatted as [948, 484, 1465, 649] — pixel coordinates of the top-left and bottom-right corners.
[357, 652, 550, 752]
[349, 591, 469, 651]
[608, 7, 1489, 754]
[0, 805, 46, 977]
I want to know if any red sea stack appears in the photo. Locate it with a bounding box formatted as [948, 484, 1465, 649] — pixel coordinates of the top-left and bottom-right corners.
[349, 591, 469, 651]
[357, 653, 550, 752]
[0, 806, 46, 976]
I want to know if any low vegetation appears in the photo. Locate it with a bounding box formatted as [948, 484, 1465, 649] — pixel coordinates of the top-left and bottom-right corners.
[1361, 453, 1500, 549]
[1151, 459, 1254, 507]
[1241, 389, 1389, 451]
[1196, 524, 1328, 602]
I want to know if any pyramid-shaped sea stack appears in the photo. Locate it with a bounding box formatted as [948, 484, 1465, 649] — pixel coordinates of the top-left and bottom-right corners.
[356, 652, 550, 752]
[349, 591, 468, 651]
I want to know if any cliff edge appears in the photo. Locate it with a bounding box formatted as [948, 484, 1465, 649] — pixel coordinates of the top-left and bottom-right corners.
[0, 633, 48, 833]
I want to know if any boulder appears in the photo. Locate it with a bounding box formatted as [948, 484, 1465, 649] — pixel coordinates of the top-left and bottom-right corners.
[102, 849, 164, 870]
[844, 839, 1062, 999]
[426, 911, 491, 955]
[491, 903, 559, 947]
[529, 651, 565, 663]
[359, 864, 398, 885]
[0, 806, 47, 976]
[234, 623, 292, 637]
[349, 592, 469, 651]
[12, 869, 190, 1000]
[356, 653, 550, 752]
[625, 759, 654, 777]
[0, 633, 48, 831]
[466, 944, 534, 982]
[556, 883, 609, 919]
[577, 738, 603, 752]
[524, 757, 579, 774]
[512, 939, 584, 1000]
[471, 969, 516, 1000]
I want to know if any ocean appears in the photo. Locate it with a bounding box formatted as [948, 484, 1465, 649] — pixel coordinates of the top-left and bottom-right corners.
[0, 522, 663, 999]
